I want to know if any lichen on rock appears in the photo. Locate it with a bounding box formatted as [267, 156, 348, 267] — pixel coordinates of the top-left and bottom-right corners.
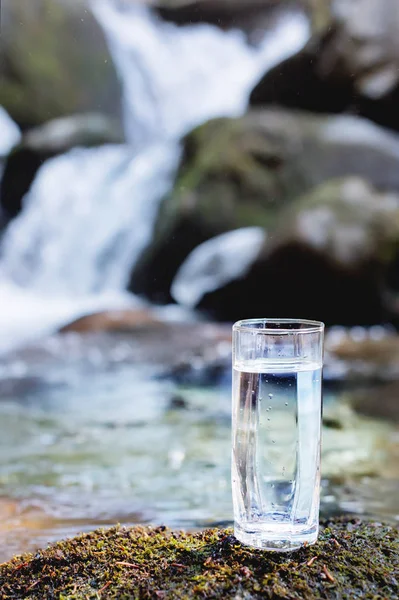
[0, 519, 397, 599]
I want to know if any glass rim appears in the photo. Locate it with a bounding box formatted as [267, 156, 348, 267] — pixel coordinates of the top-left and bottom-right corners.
[232, 318, 324, 334]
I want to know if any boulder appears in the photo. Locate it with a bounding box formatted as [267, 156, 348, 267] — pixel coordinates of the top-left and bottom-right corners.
[0, 522, 397, 599]
[0, 0, 121, 130]
[351, 382, 399, 423]
[326, 332, 399, 381]
[250, 0, 399, 132]
[176, 178, 399, 325]
[153, 0, 287, 32]
[59, 309, 163, 333]
[0, 113, 124, 219]
[130, 108, 399, 304]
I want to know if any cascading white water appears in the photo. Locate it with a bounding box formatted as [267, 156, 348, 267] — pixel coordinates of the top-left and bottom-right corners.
[93, 0, 310, 145]
[171, 227, 267, 308]
[0, 143, 181, 351]
[0, 1, 310, 351]
[0, 108, 21, 191]
[1, 144, 181, 294]
[0, 107, 21, 157]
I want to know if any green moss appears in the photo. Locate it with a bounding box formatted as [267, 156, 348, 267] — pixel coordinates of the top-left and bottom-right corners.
[0, 519, 397, 599]
[0, 0, 119, 129]
[155, 114, 296, 245]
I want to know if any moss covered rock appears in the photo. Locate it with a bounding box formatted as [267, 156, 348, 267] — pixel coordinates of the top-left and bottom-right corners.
[130, 107, 399, 309]
[0, 0, 121, 130]
[191, 177, 399, 325]
[0, 520, 397, 599]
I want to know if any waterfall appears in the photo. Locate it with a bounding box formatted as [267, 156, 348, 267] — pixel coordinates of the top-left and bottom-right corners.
[0, 1, 310, 352]
[171, 227, 267, 308]
[0, 144, 181, 295]
[93, 0, 310, 145]
[0, 107, 21, 157]
[0, 108, 21, 193]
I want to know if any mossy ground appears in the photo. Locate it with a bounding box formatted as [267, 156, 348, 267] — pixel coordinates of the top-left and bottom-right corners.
[0, 519, 397, 599]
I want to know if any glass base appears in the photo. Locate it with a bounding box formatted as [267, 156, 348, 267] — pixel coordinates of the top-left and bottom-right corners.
[234, 522, 318, 552]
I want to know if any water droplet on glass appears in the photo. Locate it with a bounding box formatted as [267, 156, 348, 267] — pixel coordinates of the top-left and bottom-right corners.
[268, 406, 272, 411]
[272, 440, 275, 444]
[268, 393, 273, 399]
[285, 402, 288, 407]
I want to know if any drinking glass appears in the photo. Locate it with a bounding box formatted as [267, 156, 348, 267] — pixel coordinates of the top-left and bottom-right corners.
[232, 318, 324, 551]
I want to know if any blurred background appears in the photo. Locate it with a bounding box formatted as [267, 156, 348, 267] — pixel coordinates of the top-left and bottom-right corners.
[0, 0, 398, 560]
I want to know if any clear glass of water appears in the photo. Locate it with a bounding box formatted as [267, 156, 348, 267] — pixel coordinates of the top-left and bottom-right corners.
[232, 318, 324, 551]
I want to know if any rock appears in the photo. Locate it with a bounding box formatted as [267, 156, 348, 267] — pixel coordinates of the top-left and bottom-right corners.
[0, 522, 397, 598]
[250, 26, 356, 113]
[168, 394, 189, 410]
[130, 108, 399, 303]
[326, 333, 399, 381]
[0, 0, 121, 130]
[0, 113, 124, 219]
[172, 176, 399, 325]
[59, 309, 163, 333]
[351, 382, 399, 423]
[250, 0, 399, 132]
[153, 0, 286, 33]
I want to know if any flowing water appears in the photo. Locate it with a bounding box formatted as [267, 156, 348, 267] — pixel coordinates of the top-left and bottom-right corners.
[92, 0, 309, 145]
[0, 144, 180, 352]
[0, 331, 396, 561]
[0, 108, 21, 158]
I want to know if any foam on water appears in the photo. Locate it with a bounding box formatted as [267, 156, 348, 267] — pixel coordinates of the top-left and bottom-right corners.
[0, 107, 21, 157]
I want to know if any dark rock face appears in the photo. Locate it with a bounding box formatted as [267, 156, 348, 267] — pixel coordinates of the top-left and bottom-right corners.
[250, 0, 399, 132]
[0, 113, 124, 220]
[177, 178, 399, 325]
[154, 0, 284, 32]
[130, 108, 399, 308]
[250, 26, 356, 114]
[0, 0, 121, 130]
